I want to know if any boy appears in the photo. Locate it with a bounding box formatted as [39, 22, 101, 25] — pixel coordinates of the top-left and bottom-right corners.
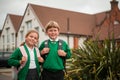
[39, 20, 71, 80]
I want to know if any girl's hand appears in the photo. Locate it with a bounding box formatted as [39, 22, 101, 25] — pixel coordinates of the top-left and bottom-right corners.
[20, 56, 26, 64]
[38, 57, 44, 63]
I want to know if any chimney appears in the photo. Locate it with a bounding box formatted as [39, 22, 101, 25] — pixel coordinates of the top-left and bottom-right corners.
[110, 0, 119, 10]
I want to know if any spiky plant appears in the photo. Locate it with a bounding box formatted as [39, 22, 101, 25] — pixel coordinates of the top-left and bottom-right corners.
[65, 38, 120, 80]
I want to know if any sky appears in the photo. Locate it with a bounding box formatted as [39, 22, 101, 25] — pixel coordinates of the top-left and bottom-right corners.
[0, 0, 119, 29]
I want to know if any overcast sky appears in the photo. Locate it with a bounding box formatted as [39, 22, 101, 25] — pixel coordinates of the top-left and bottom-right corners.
[0, 0, 119, 29]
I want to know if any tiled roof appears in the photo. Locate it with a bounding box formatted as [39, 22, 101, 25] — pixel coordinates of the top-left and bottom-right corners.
[94, 24, 120, 40]
[9, 14, 22, 32]
[0, 14, 22, 36]
[93, 0, 120, 40]
[29, 3, 96, 36]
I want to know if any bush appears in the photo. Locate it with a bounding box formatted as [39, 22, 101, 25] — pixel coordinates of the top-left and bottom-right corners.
[65, 38, 120, 80]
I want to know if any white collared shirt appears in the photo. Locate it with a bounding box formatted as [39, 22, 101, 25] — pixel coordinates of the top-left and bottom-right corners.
[50, 38, 59, 42]
[26, 45, 36, 69]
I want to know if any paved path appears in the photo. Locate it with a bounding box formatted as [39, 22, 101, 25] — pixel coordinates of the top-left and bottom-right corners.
[0, 68, 12, 73]
[0, 67, 12, 80]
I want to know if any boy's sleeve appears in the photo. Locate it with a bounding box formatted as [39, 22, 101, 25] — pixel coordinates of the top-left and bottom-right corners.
[64, 42, 71, 59]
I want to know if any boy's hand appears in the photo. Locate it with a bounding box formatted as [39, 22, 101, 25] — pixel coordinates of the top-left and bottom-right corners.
[58, 50, 66, 57]
[38, 57, 44, 63]
[41, 48, 50, 55]
[20, 56, 26, 64]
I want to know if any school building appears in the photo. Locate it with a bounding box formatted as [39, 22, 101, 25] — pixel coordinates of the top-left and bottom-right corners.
[0, 0, 120, 52]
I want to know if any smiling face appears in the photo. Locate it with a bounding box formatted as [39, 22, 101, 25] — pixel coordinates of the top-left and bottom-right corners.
[25, 31, 39, 48]
[45, 21, 60, 40]
[46, 27, 59, 40]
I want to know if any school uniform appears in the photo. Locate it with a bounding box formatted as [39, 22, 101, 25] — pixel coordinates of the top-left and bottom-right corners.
[8, 44, 41, 80]
[39, 39, 71, 80]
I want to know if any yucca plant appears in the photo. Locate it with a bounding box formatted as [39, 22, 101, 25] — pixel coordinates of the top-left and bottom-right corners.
[65, 38, 120, 80]
[64, 52, 83, 80]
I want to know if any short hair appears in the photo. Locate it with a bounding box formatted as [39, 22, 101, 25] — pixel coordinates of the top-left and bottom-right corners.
[45, 20, 60, 32]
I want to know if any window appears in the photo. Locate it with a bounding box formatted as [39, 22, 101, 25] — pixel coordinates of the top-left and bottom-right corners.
[11, 33, 14, 42]
[114, 20, 119, 25]
[35, 27, 39, 32]
[27, 9, 30, 15]
[6, 28, 10, 43]
[2, 35, 5, 51]
[7, 45, 10, 51]
[26, 20, 32, 31]
[2, 35, 5, 43]
[20, 30, 24, 41]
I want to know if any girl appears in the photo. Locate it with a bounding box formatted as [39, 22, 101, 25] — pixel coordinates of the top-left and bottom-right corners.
[8, 29, 44, 80]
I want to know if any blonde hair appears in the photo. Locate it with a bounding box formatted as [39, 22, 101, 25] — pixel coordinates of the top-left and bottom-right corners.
[25, 29, 39, 39]
[45, 20, 60, 32]
[20, 29, 39, 46]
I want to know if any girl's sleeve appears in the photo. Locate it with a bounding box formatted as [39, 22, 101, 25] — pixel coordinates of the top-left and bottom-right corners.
[39, 41, 45, 51]
[8, 48, 22, 67]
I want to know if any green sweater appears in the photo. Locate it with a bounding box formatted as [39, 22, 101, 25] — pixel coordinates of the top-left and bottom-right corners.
[39, 39, 71, 71]
[8, 45, 40, 80]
